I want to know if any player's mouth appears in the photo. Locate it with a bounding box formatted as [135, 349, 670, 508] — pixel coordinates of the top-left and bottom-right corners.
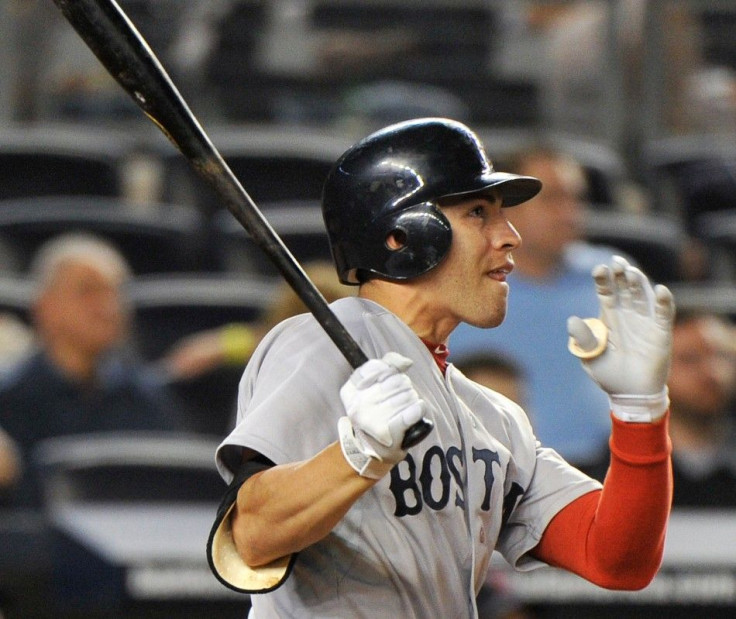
[487, 261, 513, 282]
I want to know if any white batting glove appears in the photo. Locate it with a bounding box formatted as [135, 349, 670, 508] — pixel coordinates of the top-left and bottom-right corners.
[567, 256, 675, 423]
[338, 352, 426, 479]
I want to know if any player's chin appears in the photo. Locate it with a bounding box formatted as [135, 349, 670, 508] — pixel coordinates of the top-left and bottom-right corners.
[463, 304, 507, 330]
[475, 316, 506, 329]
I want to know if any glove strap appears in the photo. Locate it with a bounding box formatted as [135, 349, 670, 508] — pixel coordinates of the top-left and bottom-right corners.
[338, 417, 392, 480]
[609, 388, 670, 423]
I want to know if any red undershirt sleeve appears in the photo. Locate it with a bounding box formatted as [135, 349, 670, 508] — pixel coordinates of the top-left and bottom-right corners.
[531, 412, 673, 590]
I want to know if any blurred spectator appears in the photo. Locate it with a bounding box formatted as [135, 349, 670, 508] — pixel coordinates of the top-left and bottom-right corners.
[339, 80, 470, 135]
[539, 0, 703, 151]
[449, 146, 625, 467]
[0, 232, 189, 508]
[159, 260, 355, 382]
[152, 260, 355, 438]
[455, 351, 527, 409]
[0, 314, 34, 376]
[476, 569, 534, 619]
[2, 0, 133, 121]
[583, 310, 736, 507]
[1, 0, 55, 121]
[490, 2, 572, 83]
[684, 64, 736, 135]
[0, 427, 20, 505]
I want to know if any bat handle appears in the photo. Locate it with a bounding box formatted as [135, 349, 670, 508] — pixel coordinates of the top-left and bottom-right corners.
[342, 339, 433, 449]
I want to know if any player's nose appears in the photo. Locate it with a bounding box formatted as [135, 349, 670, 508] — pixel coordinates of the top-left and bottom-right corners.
[493, 217, 521, 252]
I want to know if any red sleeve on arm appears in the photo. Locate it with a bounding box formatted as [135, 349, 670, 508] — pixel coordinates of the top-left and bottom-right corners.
[532, 412, 673, 590]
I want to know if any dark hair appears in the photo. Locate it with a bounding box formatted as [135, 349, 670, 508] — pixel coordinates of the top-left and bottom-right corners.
[453, 352, 523, 378]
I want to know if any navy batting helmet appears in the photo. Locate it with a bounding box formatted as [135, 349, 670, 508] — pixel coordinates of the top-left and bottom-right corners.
[321, 118, 542, 284]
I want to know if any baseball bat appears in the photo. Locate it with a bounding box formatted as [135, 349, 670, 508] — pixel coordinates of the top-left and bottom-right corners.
[51, 0, 432, 448]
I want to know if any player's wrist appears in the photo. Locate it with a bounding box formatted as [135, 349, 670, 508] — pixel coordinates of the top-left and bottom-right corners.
[338, 417, 394, 480]
[608, 388, 669, 423]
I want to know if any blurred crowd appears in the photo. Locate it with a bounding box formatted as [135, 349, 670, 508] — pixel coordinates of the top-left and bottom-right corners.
[1, 1, 736, 618]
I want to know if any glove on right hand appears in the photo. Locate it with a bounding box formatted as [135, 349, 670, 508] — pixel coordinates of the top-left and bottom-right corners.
[338, 352, 426, 479]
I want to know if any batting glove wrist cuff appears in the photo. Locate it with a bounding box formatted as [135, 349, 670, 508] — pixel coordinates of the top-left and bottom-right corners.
[338, 417, 393, 480]
[609, 388, 669, 423]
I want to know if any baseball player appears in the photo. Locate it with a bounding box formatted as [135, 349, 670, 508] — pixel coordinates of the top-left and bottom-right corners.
[207, 118, 674, 618]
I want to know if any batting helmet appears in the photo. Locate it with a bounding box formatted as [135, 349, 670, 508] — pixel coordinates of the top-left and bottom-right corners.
[322, 118, 542, 284]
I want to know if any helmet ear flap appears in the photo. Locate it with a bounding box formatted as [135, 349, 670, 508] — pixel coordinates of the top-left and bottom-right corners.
[379, 204, 452, 280]
[384, 227, 408, 251]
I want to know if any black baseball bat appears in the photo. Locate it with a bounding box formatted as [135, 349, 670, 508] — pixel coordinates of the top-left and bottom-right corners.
[51, 0, 432, 449]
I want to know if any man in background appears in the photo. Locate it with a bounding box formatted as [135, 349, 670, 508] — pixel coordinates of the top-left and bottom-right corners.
[0, 232, 188, 507]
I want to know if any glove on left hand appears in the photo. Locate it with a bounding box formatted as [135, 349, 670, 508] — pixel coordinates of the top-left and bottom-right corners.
[568, 256, 675, 422]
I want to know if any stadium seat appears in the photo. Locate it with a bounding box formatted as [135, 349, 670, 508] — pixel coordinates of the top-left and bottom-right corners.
[0, 276, 34, 325]
[641, 135, 736, 228]
[547, 135, 630, 208]
[700, 7, 736, 70]
[0, 196, 210, 275]
[129, 273, 275, 360]
[309, 1, 496, 81]
[32, 432, 225, 505]
[28, 432, 241, 615]
[202, 0, 537, 127]
[201, 0, 271, 121]
[210, 200, 331, 276]
[692, 209, 736, 281]
[116, 0, 181, 63]
[583, 210, 687, 284]
[0, 125, 132, 200]
[128, 274, 275, 434]
[668, 281, 736, 320]
[158, 125, 349, 216]
[475, 131, 630, 209]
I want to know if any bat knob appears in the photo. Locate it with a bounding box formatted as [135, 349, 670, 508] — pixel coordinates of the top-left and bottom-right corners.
[568, 317, 609, 360]
[401, 418, 434, 449]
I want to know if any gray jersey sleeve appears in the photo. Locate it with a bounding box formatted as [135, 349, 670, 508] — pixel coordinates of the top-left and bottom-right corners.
[216, 310, 352, 481]
[497, 444, 602, 570]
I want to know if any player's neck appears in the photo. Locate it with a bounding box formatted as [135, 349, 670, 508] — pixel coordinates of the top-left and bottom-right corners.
[358, 280, 456, 344]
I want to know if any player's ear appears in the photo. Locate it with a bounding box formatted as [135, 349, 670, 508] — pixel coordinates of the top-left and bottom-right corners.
[385, 229, 407, 251]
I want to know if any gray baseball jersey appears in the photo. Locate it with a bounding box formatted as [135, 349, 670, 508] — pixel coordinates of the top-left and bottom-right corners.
[216, 297, 601, 618]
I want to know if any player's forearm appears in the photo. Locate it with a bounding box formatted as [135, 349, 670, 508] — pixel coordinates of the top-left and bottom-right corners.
[231, 441, 375, 567]
[587, 413, 672, 587]
[534, 413, 672, 589]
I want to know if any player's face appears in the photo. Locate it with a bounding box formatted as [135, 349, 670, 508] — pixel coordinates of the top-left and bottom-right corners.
[425, 193, 521, 331]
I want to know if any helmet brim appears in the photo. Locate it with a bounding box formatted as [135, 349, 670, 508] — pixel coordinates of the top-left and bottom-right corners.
[442, 172, 542, 207]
